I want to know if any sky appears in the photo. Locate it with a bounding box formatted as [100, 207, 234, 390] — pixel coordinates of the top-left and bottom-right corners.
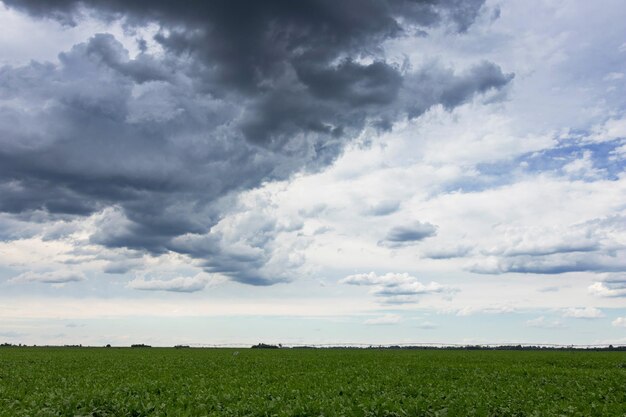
[0, 0, 624, 347]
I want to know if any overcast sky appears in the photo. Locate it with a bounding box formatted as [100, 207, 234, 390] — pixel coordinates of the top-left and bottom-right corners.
[0, 0, 624, 347]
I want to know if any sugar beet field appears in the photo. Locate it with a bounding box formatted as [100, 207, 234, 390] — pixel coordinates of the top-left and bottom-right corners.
[0, 348, 624, 417]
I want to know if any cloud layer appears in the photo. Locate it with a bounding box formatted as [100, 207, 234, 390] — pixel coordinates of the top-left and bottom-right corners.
[589, 274, 626, 298]
[10, 270, 85, 284]
[127, 274, 210, 293]
[561, 307, 605, 320]
[1, 0, 625, 347]
[341, 272, 455, 304]
[0, 0, 512, 285]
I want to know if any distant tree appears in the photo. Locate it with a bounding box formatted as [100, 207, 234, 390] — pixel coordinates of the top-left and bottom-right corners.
[251, 343, 279, 349]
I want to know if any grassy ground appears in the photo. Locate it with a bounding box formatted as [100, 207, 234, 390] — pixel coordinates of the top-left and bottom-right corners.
[0, 347, 624, 416]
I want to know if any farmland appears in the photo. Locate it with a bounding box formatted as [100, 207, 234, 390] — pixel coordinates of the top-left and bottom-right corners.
[0, 347, 624, 416]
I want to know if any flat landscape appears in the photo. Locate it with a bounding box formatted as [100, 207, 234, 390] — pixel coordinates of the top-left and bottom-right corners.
[0, 347, 624, 416]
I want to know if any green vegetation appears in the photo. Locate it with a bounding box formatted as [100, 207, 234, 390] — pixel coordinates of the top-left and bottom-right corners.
[0, 347, 624, 416]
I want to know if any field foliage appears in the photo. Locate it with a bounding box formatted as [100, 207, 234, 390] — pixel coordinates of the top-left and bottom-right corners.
[0, 347, 624, 416]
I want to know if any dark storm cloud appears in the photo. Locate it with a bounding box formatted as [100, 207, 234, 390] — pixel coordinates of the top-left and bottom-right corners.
[401, 61, 513, 118]
[167, 212, 301, 286]
[0, 0, 512, 285]
[382, 221, 438, 246]
[363, 200, 401, 217]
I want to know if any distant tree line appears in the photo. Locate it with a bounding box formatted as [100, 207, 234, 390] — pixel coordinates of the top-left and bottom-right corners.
[251, 343, 281, 349]
[321, 344, 626, 351]
[255, 344, 626, 351]
[2, 342, 625, 351]
[385, 344, 626, 351]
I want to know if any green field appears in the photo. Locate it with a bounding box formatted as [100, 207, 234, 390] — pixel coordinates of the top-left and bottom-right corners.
[0, 347, 624, 416]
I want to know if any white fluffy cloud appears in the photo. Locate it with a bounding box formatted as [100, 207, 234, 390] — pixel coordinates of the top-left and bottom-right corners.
[561, 307, 605, 319]
[127, 274, 212, 293]
[341, 272, 456, 304]
[588, 274, 626, 298]
[455, 305, 517, 317]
